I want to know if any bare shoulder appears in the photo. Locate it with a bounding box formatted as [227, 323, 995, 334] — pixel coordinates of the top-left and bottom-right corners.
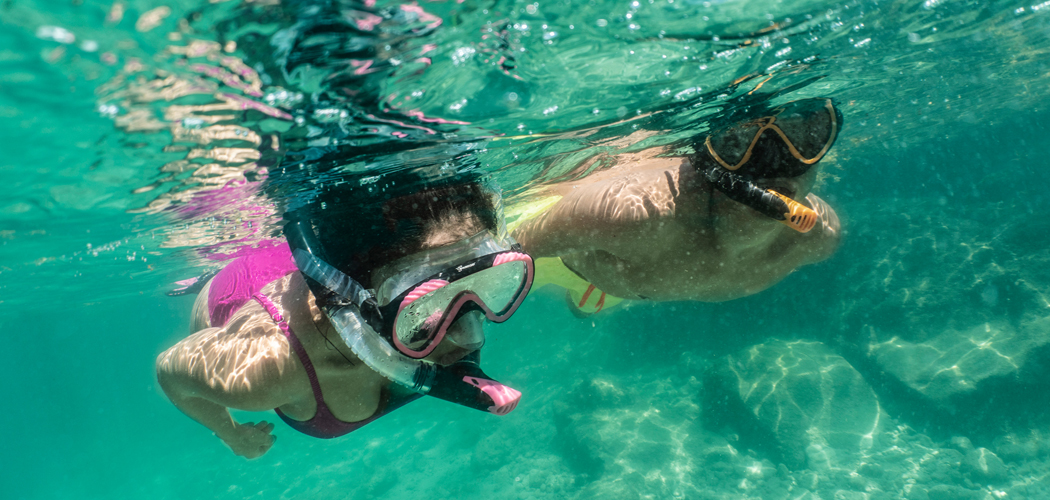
[157, 300, 303, 409]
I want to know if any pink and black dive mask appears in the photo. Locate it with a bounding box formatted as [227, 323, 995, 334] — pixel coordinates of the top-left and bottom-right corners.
[372, 249, 534, 359]
[285, 218, 530, 416]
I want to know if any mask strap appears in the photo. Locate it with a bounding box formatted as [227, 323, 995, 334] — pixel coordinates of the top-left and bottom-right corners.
[291, 248, 372, 307]
[285, 219, 383, 324]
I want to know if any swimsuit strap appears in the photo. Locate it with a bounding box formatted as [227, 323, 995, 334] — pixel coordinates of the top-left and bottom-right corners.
[577, 284, 607, 313]
[253, 288, 423, 439]
[252, 292, 326, 403]
[536, 257, 625, 315]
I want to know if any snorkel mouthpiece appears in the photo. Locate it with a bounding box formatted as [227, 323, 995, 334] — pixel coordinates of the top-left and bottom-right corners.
[429, 355, 522, 415]
[704, 167, 818, 233]
[766, 190, 818, 233]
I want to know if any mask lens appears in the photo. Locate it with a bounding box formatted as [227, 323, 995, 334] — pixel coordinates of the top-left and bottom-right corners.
[706, 100, 838, 179]
[453, 260, 529, 314]
[394, 260, 529, 353]
[708, 122, 762, 170]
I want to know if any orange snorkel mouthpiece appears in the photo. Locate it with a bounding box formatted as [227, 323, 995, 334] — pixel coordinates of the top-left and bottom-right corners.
[766, 190, 817, 233]
[703, 168, 818, 233]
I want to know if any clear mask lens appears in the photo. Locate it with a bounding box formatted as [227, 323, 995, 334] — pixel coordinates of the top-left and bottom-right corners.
[394, 260, 529, 351]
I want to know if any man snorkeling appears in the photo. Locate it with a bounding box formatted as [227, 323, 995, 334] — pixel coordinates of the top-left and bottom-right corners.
[512, 98, 841, 314]
[156, 176, 532, 458]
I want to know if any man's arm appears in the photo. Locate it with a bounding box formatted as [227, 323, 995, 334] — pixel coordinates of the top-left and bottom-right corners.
[156, 319, 298, 458]
[512, 170, 680, 257]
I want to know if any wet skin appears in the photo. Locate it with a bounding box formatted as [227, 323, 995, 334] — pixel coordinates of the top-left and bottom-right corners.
[512, 151, 841, 302]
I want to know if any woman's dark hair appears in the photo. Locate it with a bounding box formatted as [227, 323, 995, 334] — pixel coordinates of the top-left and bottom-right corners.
[286, 175, 500, 289]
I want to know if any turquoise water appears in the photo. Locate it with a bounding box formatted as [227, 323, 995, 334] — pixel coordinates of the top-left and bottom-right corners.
[4, 0, 1050, 498]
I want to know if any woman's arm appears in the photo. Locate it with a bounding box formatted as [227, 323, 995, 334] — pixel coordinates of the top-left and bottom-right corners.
[156, 318, 300, 458]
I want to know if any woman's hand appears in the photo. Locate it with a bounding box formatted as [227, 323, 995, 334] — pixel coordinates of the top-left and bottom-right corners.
[221, 421, 277, 459]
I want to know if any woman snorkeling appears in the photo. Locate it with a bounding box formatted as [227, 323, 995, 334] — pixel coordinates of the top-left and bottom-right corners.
[156, 172, 533, 458]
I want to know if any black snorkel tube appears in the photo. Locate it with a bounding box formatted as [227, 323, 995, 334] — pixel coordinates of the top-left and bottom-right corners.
[283, 219, 521, 415]
[703, 167, 818, 233]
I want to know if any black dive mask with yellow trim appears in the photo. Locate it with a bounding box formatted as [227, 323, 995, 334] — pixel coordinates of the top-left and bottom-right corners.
[692, 98, 841, 233]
